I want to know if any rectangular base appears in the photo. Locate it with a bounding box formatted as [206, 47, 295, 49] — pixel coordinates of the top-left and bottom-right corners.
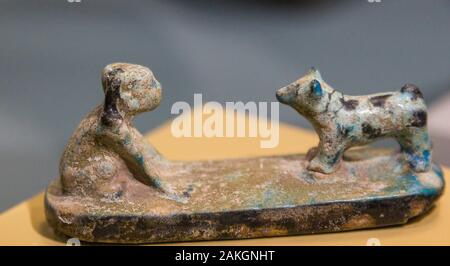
[45, 150, 444, 243]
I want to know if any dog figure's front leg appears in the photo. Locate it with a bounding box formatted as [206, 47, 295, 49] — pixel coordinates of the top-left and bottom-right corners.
[307, 138, 346, 174]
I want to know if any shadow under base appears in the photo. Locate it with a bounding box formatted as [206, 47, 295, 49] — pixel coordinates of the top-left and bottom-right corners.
[45, 149, 445, 244]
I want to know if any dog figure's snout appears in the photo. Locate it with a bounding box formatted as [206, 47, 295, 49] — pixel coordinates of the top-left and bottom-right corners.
[275, 89, 283, 99]
[276, 87, 292, 104]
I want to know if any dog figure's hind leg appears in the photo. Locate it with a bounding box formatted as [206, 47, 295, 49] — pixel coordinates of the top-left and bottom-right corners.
[398, 128, 432, 172]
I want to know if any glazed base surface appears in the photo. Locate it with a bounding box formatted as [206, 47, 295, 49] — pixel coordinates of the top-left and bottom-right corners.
[45, 149, 445, 243]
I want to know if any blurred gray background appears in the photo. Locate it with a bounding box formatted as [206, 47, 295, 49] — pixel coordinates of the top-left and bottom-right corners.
[1, 0, 450, 212]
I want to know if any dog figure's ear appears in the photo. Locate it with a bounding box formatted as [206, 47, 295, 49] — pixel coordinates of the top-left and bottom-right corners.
[308, 67, 323, 81]
[310, 79, 323, 97]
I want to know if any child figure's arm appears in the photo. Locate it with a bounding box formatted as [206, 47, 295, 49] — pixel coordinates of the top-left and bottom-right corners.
[95, 121, 168, 193]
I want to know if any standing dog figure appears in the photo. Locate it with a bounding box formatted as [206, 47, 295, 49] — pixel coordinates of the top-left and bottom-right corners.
[276, 68, 431, 174]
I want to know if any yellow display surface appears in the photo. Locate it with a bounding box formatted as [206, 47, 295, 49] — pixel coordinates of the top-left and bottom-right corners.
[0, 119, 448, 246]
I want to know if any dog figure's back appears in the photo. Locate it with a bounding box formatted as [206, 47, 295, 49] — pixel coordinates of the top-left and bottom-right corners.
[276, 68, 431, 174]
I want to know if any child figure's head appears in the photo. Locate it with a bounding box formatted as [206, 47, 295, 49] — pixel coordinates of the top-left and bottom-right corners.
[276, 68, 329, 115]
[101, 63, 162, 123]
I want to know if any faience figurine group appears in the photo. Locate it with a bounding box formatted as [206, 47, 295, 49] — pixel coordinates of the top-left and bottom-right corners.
[45, 63, 444, 243]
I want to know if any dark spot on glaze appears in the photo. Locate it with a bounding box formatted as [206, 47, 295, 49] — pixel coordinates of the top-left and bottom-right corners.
[128, 79, 138, 90]
[401, 84, 423, 100]
[320, 90, 336, 114]
[113, 190, 123, 200]
[328, 150, 343, 165]
[369, 94, 392, 107]
[183, 184, 194, 198]
[135, 154, 145, 166]
[337, 124, 353, 137]
[101, 68, 125, 127]
[340, 98, 359, 110]
[410, 110, 427, 127]
[362, 123, 381, 139]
